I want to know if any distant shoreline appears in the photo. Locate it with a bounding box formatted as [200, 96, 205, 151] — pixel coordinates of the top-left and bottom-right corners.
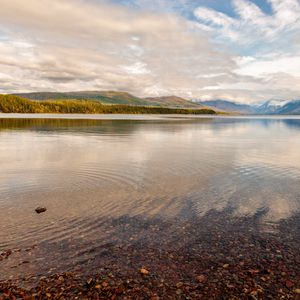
[1, 113, 300, 121]
[0, 94, 218, 115]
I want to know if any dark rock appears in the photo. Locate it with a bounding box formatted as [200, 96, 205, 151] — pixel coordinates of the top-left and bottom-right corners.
[35, 207, 47, 214]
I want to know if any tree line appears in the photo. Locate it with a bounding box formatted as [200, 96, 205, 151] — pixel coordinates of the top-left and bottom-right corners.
[0, 94, 216, 115]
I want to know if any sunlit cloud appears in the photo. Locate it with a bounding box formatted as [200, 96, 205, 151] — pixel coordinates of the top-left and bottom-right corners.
[0, 0, 299, 103]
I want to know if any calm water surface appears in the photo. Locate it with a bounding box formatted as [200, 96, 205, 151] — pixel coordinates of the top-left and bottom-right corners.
[0, 115, 300, 279]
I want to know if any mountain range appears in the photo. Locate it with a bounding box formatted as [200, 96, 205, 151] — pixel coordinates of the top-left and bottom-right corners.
[14, 91, 205, 109]
[13, 91, 300, 114]
[199, 99, 300, 115]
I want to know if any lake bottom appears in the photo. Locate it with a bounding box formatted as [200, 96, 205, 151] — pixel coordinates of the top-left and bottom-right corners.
[1, 210, 299, 299]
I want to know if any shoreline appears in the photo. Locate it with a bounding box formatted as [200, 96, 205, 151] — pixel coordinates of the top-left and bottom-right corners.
[1, 113, 300, 120]
[1, 211, 299, 299]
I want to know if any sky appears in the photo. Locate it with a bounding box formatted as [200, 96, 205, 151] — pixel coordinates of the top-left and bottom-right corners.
[0, 0, 300, 103]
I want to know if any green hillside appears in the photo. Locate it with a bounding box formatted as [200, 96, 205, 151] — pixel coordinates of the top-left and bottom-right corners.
[145, 96, 204, 109]
[0, 95, 216, 115]
[14, 91, 204, 108]
[14, 91, 149, 106]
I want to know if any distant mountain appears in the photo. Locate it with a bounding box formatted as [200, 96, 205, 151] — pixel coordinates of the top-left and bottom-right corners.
[145, 96, 204, 109]
[198, 99, 300, 115]
[256, 100, 290, 114]
[199, 100, 257, 114]
[10, 92, 300, 114]
[14, 91, 150, 106]
[14, 91, 203, 109]
[254, 99, 300, 115]
[275, 100, 300, 114]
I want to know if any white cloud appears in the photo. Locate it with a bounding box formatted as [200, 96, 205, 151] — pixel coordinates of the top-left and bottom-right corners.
[195, 0, 300, 49]
[193, 0, 300, 102]
[0, 0, 299, 103]
[236, 55, 300, 77]
[121, 62, 151, 75]
[0, 0, 238, 98]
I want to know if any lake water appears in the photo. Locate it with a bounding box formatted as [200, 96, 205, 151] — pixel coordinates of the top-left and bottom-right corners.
[0, 115, 300, 281]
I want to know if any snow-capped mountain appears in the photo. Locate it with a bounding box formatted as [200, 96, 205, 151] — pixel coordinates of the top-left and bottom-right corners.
[198, 99, 300, 115]
[199, 100, 257, 114]
[275, 100, 300, 114]
[256, 99, 291, 114]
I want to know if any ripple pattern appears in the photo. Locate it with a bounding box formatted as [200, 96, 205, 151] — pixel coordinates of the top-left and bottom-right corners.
[0, 117, 300, 277]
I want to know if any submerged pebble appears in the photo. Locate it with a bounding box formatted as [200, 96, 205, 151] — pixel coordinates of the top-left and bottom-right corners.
[35, 207, 47, 214]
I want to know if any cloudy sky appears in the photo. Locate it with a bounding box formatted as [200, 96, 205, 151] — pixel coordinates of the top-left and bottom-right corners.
[0, 0, 300, 103]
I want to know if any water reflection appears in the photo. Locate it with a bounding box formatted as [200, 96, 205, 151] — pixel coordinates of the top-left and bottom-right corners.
[0, 116, 299, 252]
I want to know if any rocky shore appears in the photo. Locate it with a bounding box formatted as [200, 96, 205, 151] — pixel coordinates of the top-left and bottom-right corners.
[1, 210, 299, 299]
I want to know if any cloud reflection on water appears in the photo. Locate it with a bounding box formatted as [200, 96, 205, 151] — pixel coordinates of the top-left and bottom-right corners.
[0, 116, 299, 250]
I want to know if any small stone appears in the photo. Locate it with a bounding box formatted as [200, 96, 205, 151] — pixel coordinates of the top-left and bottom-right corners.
[35, 207, 47, 214]
[58, 276, 64, 282]
[176, 289, 182, 295]
[223, 264, 230, 269]
[196, 275, 206, 283]
[260, 276, 267, 282]
[140, 268, 149, 275]
[115, 286, 123, 294]
[95, 284, 101, 289]
[46, 293, 51, 298]
[294, 289, 300, 294]
[248, 269, 259, 275]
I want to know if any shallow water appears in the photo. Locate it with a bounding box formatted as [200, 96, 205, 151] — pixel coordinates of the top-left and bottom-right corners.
[0, 115, 300, 280]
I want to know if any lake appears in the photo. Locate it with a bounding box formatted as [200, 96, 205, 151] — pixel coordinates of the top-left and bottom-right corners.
[0, 115, 299, 297]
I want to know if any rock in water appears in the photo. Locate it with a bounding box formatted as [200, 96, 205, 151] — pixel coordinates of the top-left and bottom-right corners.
[35, 207, 47, 214]
[196, 275, 206, 283]
[140, 268, 149, 275]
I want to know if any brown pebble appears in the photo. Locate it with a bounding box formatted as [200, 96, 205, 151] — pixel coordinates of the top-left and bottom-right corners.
[286, 280, 294, 288]
[196, 275, 206, 283]
[260, 276, 267, 282]
[140, 268, 150, 275]
[35, 207, 47, 214]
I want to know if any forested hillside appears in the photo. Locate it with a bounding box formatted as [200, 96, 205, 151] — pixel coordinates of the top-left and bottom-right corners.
[0, 95, 216, 115]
